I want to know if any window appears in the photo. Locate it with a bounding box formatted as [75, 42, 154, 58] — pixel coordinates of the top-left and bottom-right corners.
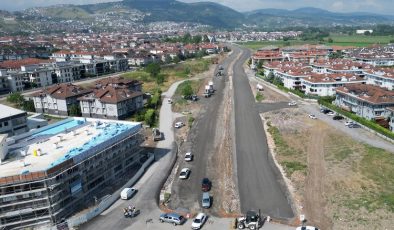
[4, 121, 8, 126]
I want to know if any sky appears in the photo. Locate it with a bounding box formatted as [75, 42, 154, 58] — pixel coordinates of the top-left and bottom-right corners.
[0, 0, 393, 15]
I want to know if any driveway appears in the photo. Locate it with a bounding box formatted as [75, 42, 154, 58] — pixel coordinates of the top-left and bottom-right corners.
[232, 45, 294, 219]
[81, 76, 183, 230]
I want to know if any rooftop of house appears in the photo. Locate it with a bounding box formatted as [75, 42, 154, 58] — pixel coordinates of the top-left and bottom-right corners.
[303, 73, 365, 84]
[30, 83, 92, 100]
[1, 118, 141, 178]
[78, 85, 143, 104]
[95, 77, 142, 89]
[363, 67, 394, 78]
[336, 83, 394, 105]
[0, 104, 27, 120]
[0, 58, 50, 70]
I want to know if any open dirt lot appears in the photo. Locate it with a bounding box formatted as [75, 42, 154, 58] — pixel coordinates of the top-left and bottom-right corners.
[263, 106, 394, 230]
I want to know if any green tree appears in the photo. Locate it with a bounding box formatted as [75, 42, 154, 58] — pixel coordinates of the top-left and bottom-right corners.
[327, 38, 333, 43]
[23, 100, 35, 112]
[196, 50, 205, 59]
[144, 109, 156, 126]
[7, 92, 24, 106]
[173, 56, 181, 64]
[69, 104, 81, 117]
[192, 35, 202, 44]
[145, 63, 161, 78]
[364, 31, 371, 36]
[150, 91, 161, 109]
[181, 82, 193, 97]
[156, 74, 165, 85]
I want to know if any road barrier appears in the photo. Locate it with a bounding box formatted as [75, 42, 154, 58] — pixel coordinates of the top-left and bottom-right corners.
[64, 153, 155, 229]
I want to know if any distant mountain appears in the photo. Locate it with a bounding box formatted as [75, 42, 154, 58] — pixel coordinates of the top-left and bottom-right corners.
[246, 7, 394, 28]
[24, 0, 245, 29]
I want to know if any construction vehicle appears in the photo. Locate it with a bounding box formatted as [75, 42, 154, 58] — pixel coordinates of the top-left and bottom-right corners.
[235, 210, 264, 230]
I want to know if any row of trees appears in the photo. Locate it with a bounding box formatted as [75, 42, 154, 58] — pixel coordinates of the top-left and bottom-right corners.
[163, 33, 210, 44]
[6, 92, 35, 112]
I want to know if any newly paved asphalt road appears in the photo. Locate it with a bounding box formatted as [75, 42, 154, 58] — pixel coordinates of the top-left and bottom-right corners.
[232, 45, 294, 219]
[170, 49, 239, 213]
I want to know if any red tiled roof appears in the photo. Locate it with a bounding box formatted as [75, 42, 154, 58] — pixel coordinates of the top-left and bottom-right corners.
[0, 58, 50, 69]
[78, 85, 143, 104]
[31, 83, 92, 99]
[336, 84, 394, 105]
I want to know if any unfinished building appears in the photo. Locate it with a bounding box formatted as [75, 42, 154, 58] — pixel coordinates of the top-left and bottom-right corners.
[0, 118, 146, 229]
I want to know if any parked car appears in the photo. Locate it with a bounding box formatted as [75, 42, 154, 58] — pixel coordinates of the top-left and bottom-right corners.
[321, 109, 331, 114]
[201, 178, 212, 192]
[179, 168, 191, 179]
[120, 188, 137, 200]
[202, 192, 211, 208]
[288, 101, 297, 106]
[191, 95, 199, 101]
[296, 226, 319, 230]
[327, 111, 336, 116]
[348, 123, 361, 128]
[185, 152, 193, 162]
[191, 213, 207, 229]
[333, 115, 344, 120]
[175, 122, 185, 128]
[159, 212, 186, 226]
[167, 98, 173, 104]
[308, 114, 317, 119]
[344, 120, 354, 126]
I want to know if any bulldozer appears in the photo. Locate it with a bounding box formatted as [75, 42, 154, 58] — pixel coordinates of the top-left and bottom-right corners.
[234, 210, 264, 230]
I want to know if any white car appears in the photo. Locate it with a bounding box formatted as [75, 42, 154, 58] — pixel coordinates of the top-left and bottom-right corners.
[179, 168, 191, 179]
[185, 152, 193, 162]
[191, 213, 207, 229]
[344, 120, 354, 126]
[296, 226, 319, 230]
[167, 98, 173, 104]
[288, 101, 297, 106]
[327, 111, 335, 116]
[174, 122, 185, 128]
[308, 114, 317, 119]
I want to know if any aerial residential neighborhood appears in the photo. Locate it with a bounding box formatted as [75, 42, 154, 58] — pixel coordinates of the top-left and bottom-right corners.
[0, 0, 393, 230]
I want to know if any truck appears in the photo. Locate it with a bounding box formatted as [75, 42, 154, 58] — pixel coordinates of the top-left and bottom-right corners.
[204, 85, 211, 98]
[152, 128, 162, 141]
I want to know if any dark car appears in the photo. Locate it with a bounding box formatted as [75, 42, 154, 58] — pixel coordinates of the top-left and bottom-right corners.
[348, 123, 361, 128]
[333, 115, 344, 120]
[201, 178, 211, 192]
[321, 109, 331, 114]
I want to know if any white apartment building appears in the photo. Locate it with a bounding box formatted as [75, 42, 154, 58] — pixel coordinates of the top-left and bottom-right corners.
[364, 68, 394, 90]
[302, 73, 366, 97]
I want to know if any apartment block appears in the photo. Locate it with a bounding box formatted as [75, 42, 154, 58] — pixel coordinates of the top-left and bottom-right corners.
[0, 118, 145, 229]
[31, 83, 92, 116]
[0, 104, 28, 137]
[335, 84, 394, 120]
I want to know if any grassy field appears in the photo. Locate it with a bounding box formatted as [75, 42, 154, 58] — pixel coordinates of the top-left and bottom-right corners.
[121, 58, 211, 93]
[240, 34, 394, 50]
[238, 40, 318, 50]
[266, 109, 394, 229]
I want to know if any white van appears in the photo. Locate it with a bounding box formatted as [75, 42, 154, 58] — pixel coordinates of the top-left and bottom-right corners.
[120, 188, 137, 200]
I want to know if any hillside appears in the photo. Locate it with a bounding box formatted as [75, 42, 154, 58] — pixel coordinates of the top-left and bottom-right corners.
[246, 7, 394, 28]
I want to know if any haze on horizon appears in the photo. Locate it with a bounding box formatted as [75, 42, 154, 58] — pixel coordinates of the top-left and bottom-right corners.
[0, 0, 393, 15]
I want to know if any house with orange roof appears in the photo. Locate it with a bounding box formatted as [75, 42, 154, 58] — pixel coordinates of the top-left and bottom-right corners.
[77, 85, 143, 120]
[31, 83, 92, 116]
[335, 84, 394, 120]
[363, 67, 394, 90]
[302, 73, 366, 97]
